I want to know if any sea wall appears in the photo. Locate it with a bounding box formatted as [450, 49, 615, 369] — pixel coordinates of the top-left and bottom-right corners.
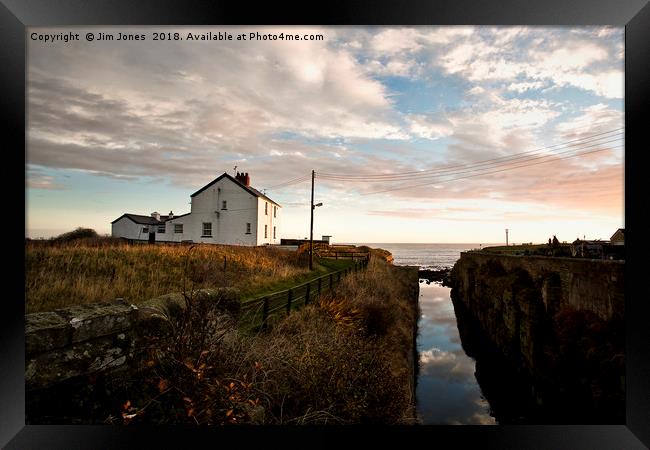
[451, 252, 623, 322]
[449, 251, 625, 422]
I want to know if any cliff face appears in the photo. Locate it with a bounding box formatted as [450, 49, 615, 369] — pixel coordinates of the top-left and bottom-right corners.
[449, 252, 625, 423]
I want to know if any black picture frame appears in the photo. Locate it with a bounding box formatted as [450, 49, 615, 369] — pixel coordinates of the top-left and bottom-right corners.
[3, 0, 649, 447]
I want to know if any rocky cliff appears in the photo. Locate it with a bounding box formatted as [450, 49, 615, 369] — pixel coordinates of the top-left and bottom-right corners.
[449, 252, 625, 423]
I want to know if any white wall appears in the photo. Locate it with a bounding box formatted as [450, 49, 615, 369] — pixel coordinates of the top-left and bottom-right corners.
[155, 215, 192, 242]
[111, 217, 151, 241]
[190, 177, 258, 245]
[256, 198, 280, 245]
[111, 176, 281, 246]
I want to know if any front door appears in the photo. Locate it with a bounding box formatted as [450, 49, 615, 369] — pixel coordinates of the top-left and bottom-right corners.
[148, 232, 155, 244]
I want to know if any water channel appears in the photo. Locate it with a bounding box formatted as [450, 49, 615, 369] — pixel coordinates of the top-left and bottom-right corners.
[415, 280, 496, 425]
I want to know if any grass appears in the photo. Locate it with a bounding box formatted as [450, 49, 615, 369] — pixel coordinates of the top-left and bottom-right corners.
[103, 255, 418, 425]
[239, 258, 355, 302]
[26, 234, 419, 425]
[25, 237, 352, 313]
[481, 243, 573, 257]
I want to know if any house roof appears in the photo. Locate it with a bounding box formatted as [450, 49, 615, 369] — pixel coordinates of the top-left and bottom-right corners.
[111, 212, 190, 225]
[190, 172, 281, 207]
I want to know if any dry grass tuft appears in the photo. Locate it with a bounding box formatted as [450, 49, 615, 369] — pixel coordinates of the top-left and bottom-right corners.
[25, 239, 309, 313]
[107, 256, 418, 425]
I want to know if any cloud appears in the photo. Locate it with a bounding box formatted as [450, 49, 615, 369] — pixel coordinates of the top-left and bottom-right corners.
[428, 28, 623, 99]
[406, 115, 454, 140]
[419, 346, 477, 382]
[28, 28, 415, 190]
[26, 169, 66, 190]
[555, 103, 624, 137]
[27, 26, 623, 237]
[507, 81, 545, 93]
[369, 28, 426, 55]
[368, 27, 475, 56]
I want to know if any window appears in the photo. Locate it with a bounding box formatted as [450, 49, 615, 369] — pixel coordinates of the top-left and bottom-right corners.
[264, 224, 267, 238]
[273, 226, 276, 239]
[142, 227, 149, 233]
[157, 224, 165, 233]
[221, 200, 227, 210]
[245, 223, 251, 234]
[274, 206, 277, 218]
[174, 224, 183, 234]
[202, 222, 212, 237]
[265, 202, 268, 215]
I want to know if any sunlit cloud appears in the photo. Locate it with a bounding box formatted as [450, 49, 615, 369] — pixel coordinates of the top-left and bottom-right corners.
[27, 25, 623, 241]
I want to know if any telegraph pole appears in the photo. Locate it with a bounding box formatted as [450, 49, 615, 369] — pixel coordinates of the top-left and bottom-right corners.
[309, 170, 315, 270]
[505, 228, 509, 246]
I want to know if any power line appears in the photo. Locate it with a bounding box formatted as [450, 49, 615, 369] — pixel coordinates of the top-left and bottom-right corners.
[318, 126, 622, 179]
[317, 135, 623, 185]
[359, 144, 622, 195]
[263, 174, 311, 191]
[252, 127, 623, 199]
[265, 174, 310, 189]
[317, 128, 623, 181]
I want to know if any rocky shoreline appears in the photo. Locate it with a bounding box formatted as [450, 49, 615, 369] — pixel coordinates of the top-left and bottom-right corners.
[418, 268, 451, 286]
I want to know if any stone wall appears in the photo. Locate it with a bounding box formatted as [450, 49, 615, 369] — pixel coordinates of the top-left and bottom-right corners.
[449, 252, 625, 421]
[452, 252, 624, 321]
[25, 288, 239, 421]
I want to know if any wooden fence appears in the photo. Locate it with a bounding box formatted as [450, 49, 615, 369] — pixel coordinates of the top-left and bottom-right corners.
[239, 257, 369, 332]
[316, 251, 370, 260]
[312, 243, 370, 260]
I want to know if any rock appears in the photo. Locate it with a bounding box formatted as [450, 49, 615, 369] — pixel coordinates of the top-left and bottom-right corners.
[26, 334, 134, 390]
[54, 303, 135, 344]
[26, 311, 70, 354]
[418, 268, 451, 284]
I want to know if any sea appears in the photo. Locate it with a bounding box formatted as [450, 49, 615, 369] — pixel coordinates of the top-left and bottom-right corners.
[352, 243, 496, 270]
[352, 242, 500, 424]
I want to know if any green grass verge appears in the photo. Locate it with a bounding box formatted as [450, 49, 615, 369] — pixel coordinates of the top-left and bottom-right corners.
[238, 257, 355, 302]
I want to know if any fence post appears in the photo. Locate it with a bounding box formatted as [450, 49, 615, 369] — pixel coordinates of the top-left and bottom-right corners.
[286, 289, 293, 315]
[318, 277, 322, 297]
[262, 297, 269, 331]
[305, 283, 311, 305]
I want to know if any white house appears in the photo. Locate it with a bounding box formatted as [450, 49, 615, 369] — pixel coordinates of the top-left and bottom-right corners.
[111, 172, 281, 246]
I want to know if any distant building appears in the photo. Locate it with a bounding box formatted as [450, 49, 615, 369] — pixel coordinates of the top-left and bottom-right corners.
[610, 228, 625, 245]
[570, 228, 625, 260]
[280, 237, 331, 246]
[571, 240, 605, 259]
[111, 172, 281, 246]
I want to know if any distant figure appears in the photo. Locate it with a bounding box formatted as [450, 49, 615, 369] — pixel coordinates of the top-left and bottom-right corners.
[548, 238, 552, 246]
[552, 235, 560, 247]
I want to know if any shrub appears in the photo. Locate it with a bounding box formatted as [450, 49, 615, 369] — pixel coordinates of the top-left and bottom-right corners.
[53, 227, 99, 242]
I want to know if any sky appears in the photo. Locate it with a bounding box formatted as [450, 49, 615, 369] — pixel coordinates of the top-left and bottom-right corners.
[26, 26, 624, 243]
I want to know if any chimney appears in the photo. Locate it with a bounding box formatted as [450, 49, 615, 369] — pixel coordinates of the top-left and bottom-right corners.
[168, 211, 174, 220]
[151, 211, 161, 221]
[244, 172, 250, 186]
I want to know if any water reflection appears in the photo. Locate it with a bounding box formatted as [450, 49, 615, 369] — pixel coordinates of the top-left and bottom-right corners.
[416, 281, 495, 425]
